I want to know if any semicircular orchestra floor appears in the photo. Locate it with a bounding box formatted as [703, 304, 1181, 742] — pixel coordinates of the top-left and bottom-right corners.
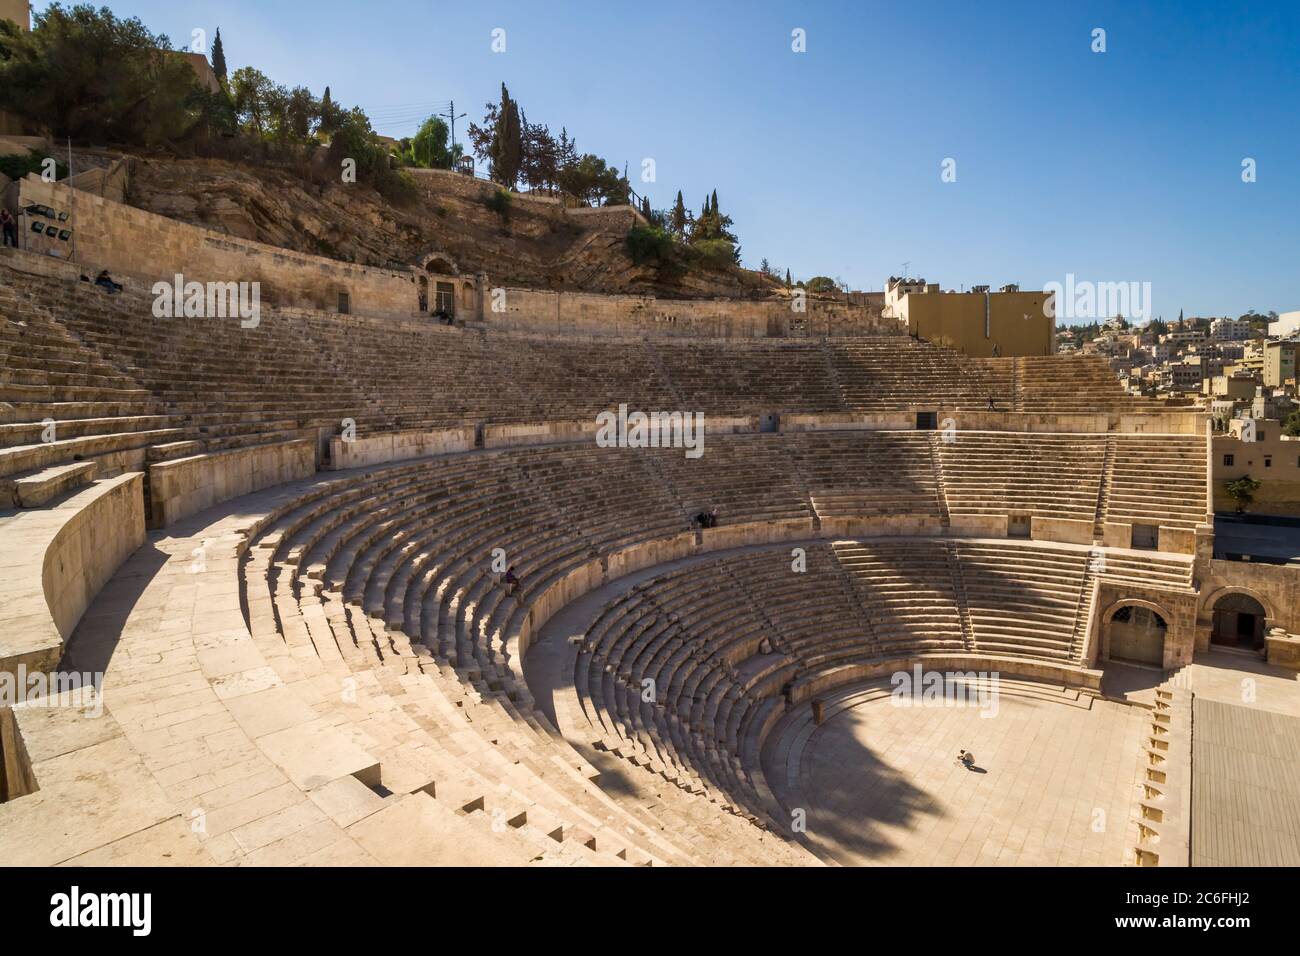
[761, 678, 1147, 866]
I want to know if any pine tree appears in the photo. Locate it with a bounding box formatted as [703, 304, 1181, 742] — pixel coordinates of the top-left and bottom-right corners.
[785, 268, 792, 287]
[211, 27, 227, 86]
[711, 189, 719, 216]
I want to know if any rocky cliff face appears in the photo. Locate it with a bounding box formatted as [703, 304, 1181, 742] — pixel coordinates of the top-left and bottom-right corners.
[119, 154, 778, 299]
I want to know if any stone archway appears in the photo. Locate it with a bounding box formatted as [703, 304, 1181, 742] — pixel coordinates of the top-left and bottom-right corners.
[1102, 599, 1170, 667]
[420, 252, 458, 276]
[1199, 585, 1277, 629]
[1210, 592, 1268, 651]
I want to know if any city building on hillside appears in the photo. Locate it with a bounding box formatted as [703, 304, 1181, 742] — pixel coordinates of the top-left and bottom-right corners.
[1271, 310, 1300, 339]
[883, 276, 1054, 357]
[1210, 316, 1253, 341]
[1254, 389, 1296, 422]
[1205, 372, 1260, 400]
[1164, 328, 1206, 346]
[1164, 358, 1204, 392]
[1235, 341, 1297, 387]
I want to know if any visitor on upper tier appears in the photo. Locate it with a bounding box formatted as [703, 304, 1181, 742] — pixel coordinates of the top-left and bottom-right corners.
[987, 396, 996, 411]
[94, 269, 123, 294]
[0, 208, 16, 248]
[504, 565, 519, 595]
[692, 507, 719, 529]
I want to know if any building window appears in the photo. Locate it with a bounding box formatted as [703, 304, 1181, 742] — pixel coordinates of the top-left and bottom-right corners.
[338, 292, 350, 314]
[1265, 456, 1272, 468]
[1223, 454, 1234, 467]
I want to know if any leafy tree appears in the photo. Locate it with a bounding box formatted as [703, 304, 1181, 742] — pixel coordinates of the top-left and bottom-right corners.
[1224, 476, 1262, 514]
[281, 85, 317, 141]
[406, 115, 455, 168]
[0, 3, 203, 146]
[519, 113, 558, 191]
[805, 276, 838, 294]
[1283, 410, 1300, 438]
[326, 106, 416, 205]
[230, 65, 273, 136]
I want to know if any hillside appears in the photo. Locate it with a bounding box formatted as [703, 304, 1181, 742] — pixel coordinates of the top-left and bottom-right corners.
[117, 153, 780, 299]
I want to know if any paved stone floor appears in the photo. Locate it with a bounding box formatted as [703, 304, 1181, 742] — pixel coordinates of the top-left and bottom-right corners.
[797, 692, 1146, 866]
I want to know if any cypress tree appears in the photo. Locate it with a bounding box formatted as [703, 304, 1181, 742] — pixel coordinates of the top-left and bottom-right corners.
[670, 190, 687, 235]
[211, 27, 227, 86]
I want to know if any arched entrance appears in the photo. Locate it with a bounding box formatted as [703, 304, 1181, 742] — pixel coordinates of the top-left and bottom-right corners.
[1211, 593, 1267, 651]
[1107, 604, 1167, 667]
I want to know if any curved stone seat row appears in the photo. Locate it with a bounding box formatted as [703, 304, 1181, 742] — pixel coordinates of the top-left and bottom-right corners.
[2, 261, 1184, 506]
[237, 449, 821, 863]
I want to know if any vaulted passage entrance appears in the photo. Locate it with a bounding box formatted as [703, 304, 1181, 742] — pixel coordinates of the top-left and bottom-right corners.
[1107, 605, 1167, 667]
[1211, 593, 1267, 651]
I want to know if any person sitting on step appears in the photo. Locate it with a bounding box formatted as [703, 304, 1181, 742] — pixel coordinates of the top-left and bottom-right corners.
[503, 565, 519, 596]
[94, 269, 123, 294]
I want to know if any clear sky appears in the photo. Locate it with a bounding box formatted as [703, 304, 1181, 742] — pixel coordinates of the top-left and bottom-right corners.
[33, 0, 1300, 321]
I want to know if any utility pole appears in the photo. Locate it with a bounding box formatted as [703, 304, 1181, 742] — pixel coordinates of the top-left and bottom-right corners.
[443, 100, 467, 163]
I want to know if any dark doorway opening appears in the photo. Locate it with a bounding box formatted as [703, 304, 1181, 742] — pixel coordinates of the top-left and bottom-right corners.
[1211, 593, 1267, 651]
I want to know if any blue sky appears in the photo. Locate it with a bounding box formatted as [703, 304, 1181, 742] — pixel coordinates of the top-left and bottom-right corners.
[33, 0, 1300, 320]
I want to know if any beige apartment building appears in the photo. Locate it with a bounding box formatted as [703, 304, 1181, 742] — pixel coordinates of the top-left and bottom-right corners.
[1233, 341, 1297, 388]
[1205, 372, 1258, 401]
[1214, 418, 1300, 514]
[884, 277, 1054, 357]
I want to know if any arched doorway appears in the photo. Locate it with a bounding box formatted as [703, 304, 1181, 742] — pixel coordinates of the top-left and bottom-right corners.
[1107, 605, 1167, 667]
[1211, 593, 1267, 651]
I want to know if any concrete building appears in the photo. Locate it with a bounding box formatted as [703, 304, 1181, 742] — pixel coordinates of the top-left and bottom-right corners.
[1270, 310, 1300, 339]
[1236, 341, 1297, 388]
[1205, 372, 1259, 401]
[1215, 418, 1300, 515]
[1210, 316, 1252, 341]
[884, 277, 1054, 357]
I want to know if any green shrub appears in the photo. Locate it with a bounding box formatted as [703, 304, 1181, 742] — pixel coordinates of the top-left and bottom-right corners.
[0, 149, 65, 182]
[626, 224, 675, 266]
[690, 238, 737, 270]
[485, 188, 512, 216]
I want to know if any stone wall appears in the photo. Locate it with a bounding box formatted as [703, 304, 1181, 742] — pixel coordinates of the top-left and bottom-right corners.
[485, 285, 885, 338]
[329, 427, 474, 470]
[0, 473, 144, 677]
[17, 177, 419, 317]
[149, 439, 316, 528]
